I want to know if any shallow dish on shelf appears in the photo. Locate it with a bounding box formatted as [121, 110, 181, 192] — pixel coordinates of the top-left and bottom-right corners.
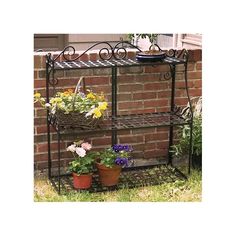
[136, 50, 166, 62]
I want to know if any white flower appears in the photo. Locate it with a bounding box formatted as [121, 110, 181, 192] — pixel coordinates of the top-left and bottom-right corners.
[66, 144, 76, 152]
[45, 103, 51, 107]
[75, 147, 86, 157]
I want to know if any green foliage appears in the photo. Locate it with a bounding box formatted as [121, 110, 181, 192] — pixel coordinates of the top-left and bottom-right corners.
[171, 97, 202, 158]
[99, 148, 117, 167]
[99, 145, 132, 168]
[68, 152, 98, 175]
[128, 34, 159, 43]
[171, 117, 202, 157]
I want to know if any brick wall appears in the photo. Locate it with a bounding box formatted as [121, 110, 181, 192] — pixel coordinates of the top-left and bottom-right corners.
[34, 49, 202, 170]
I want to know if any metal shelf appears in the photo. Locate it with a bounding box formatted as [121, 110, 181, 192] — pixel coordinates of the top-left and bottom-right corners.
[45, 41, 193, 194]
[50, 164, 187, 194]
[53, 57, 185, 70]
[49, 112, 190, 132]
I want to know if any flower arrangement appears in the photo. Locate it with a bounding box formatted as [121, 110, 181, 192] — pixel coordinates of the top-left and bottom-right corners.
[98, 144, 133, 168]
[67, 140, 98, 175]
[34, 88, 108, 119]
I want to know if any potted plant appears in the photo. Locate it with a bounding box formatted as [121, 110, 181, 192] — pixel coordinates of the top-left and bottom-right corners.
[128, 33, 165, 61]
[96, 144, 133, 186]
[67, 140, 98, 189]
[34, 77, 108, 128]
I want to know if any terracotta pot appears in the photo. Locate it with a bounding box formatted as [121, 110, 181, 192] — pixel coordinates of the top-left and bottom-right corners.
[72, 173, 92, 189]
[96, 162, 122, 186]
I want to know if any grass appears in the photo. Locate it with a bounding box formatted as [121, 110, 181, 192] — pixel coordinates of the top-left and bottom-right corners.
[34, 169, 201, 202]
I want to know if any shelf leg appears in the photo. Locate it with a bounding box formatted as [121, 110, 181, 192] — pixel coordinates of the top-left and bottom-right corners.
[168, 65, 176, 165]
[188, 120, 193, 174]
[46, 62, 52, 179]
[47, 115, 51, 179]
[111, 66, 117, 146]
[183, 60, 193, 175]
[57, 127, 61, 194]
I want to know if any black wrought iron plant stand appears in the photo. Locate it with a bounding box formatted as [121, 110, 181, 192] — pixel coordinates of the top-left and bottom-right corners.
[45, 41, 193, 194]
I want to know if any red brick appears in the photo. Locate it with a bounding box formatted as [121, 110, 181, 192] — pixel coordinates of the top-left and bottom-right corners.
[133, 92, 156, 100]
[144, 99, 169, 108]
[132, 109, 156, 114]
[144, 82, 168, 91]
[136, 74, 161, 83]
[89, 85, 111, 94]
[144, 150, 158, 158]
[156, 107, 169, 112]
[37, 142, 66, 153]
[175, 98, 189, 106]
[119, 83, 143, 92]
[175, 90, 186, 97]
[36, 125, 55, 134]
[144, 65, 169, 73]
[34, 117, 47, 125]
[132, 128, 156, 134]
[34, 70, 38, 79]
[157, 141, 169, 148]
[117, 75, 136, 83]
[35, 108, 46, 116]
[89, 53, 98, 61]
[119, 135, 144, 143]
[189, 89, 202, 97]
[119, 66, 143, 74]
[194, 80, 202, 88]
[71, 53, 79, 61]
[158, 91, 171, 98]
[117, 93, 132, 101]
[188, 49, 202, 62]
[92, 137, 111, 146]
[187, 71, 202, 80]
[34, 55, 42, 69]
[34, 80, 46, 89]
[196, 62, 202, 71]
[176, 81, 194, 89]
[118, 101, 143, 110]
[41, 56, 46, 69]
[85, 76, 110, 86]
[145, 132, 168, 141]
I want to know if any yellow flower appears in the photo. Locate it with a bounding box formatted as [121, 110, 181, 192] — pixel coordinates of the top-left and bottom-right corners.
[98, 93, 105, 101]
[98, 102, 108, 111]
[34, 92, 41, 99]
[50, 97, 62, 104]
[87, 92, 96, 100]
[92, 108, 102, 118]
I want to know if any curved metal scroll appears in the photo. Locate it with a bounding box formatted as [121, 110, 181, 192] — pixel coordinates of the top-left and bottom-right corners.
[51, 41, 142, 62]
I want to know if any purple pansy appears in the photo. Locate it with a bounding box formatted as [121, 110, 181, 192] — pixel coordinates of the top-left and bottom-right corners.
[115, 157, 128, 166]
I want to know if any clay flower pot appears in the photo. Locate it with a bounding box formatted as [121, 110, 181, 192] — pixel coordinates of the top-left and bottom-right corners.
[72, 173, 92, 189]
[96, 162, 122, 186]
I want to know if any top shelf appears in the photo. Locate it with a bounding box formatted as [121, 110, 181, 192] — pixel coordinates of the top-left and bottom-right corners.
[53, 57, 186, 70]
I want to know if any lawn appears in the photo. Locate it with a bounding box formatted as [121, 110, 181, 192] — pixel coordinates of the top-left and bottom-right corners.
[34, 169, 202, 202]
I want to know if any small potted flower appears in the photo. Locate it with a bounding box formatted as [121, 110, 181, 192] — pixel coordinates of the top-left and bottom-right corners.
[96, 144, 132, 186]
[67, 140, 98, 189]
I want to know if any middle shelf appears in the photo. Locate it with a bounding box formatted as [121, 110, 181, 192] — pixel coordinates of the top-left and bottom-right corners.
[49, 111, 190, 133]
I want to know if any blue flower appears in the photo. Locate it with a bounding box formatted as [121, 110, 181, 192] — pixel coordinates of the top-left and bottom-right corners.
[112, 144, 132, 153]
[115, 157, 128, 166]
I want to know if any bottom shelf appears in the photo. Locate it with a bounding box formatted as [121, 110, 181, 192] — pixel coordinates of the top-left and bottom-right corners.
[50, 165, 187, 194]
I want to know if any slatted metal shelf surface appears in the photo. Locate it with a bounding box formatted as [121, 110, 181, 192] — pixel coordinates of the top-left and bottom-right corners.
[53, 57, 185, 70]
[49, 112, 189, 132]
[50, 165, 187, 194]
